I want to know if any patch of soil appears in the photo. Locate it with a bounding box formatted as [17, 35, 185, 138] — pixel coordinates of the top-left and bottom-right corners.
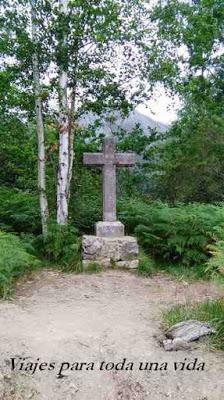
[0, 269, 223, 400]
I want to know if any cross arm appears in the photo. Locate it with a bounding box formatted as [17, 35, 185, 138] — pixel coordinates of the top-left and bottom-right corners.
[83, 152, 104, 165]
[115, 153, 136, 166]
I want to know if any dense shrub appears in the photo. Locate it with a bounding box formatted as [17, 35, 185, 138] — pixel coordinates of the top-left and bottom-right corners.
[71, 168, 102, 233]
[0, 187, 41, 234]
[119, 199, 224, 266]
[206, 241, 224, 277]
[0, 231, 40, 298]
[150, 115, 224, 203]
[32, 223, 81, 271]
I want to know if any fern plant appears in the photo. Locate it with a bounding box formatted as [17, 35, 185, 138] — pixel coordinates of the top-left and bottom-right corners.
[0, 231, 40, 298]
[119, 199, 224, 266]
[206, 241, 224, 277]
[33, 223, 81, 271]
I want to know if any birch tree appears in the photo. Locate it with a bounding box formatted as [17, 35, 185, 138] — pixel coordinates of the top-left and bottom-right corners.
[53, 0, 150, 224]
[57, 0, 70, 224]
[1, 0, 152, 226]
[31, 0, 49, 233]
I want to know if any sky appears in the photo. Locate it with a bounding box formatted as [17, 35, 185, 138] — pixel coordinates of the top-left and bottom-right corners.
[137, 84, 181, 125]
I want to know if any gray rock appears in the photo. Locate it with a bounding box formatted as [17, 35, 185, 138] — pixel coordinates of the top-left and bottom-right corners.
[163, 320, 215, 351]
[163, 338, 191, 351]
[166, 320, 215, 342]
[82, 235, 139, 269]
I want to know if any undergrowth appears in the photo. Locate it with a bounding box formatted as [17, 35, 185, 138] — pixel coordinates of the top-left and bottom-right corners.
[119, 199, 224, 275]
[0, 231, 40, 298]
[163, 299, 224, 350]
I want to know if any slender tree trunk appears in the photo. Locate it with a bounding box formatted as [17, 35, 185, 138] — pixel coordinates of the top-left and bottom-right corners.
[67, 43, 79, 201]
[57, 0, 70, 224]
[67, 85, 76, 201]
[31, 1, 49, 235]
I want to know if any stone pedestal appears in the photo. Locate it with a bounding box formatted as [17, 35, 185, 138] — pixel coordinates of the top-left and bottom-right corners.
[96, 221, 124, 237]
[82, 234, 139, 269]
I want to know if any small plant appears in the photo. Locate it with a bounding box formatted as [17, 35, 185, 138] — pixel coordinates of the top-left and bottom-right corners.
[138, 250, 155, 276]
[84, 261, 102, 273]
[110, 258, 117, 269]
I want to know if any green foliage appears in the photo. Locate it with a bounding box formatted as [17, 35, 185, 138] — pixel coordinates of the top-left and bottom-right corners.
[163, 299, 224, 350]
[71, 168, 102, 233]
[150, 0, 224, 98]
[151, 114, 224, 203]
[158, 262, 209, 282]
[138, 250, 156, 276]
[84, 261, 102, 274]
[33, 223, 81, 271]
[0, 115, 37, 191]
[206, 241, 224, 278]
[0, 231, 40, 298]
[119, 199, 224, 266]
[0, 187, 41, 234]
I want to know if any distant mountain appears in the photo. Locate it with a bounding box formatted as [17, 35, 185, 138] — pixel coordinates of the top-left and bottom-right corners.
[78, 109, 168, 135]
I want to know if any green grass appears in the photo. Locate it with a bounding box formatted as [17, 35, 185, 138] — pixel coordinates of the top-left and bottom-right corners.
[144, 259, 224, 283]
[138, 250, 157, 276]
[163, 299, 224, 350]
[84, 261, 102, 273]
[157, 262, 211, 281]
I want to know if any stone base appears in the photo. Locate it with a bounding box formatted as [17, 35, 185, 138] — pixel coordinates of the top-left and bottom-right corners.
[96, 221, 124, 237]
[82, 235, 139, 270]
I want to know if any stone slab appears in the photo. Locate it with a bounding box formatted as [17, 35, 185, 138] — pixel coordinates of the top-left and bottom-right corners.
[82, 235, 139, 269]
[83, 259, 139, 270]
[96, 221, 124, 237]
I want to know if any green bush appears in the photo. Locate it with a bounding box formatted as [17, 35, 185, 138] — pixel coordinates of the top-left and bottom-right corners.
[206, 241, 224, 277]
[0, 231, 40, 298]
[119, 199, 224, 266]
[71, 168, 102, 233]
[33, 223, 81, 271]
[138, 250, 156, 276]
[0, 187, 41, 234]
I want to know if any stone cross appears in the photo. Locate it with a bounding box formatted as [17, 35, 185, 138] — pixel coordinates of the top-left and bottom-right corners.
[83, 137, 135, 222]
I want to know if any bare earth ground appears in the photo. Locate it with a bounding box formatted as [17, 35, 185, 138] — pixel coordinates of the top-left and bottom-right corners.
[0, 269, 223, 400]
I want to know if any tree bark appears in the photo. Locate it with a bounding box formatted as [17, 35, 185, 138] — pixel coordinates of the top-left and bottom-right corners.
[57, 0, 70, 224]
[67, 85, 76, 201]
[31, 0, 49, 235]
[67, 43, 78, 202]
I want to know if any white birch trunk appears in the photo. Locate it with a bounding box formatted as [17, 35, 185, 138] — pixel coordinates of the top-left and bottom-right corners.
[67, 87, 76, 201]
[31, 1, 49, 234]
[67, 46, 78, 202]
[57, 0, 70, 224]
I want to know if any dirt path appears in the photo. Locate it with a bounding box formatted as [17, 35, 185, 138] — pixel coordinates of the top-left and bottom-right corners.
[0, 269, 223, 400]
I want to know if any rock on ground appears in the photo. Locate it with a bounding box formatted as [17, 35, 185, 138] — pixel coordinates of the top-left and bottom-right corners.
[0, 269, 223, 400]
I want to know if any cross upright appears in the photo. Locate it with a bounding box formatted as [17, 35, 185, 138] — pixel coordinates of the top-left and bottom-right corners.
[83, 137, 135, 223]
